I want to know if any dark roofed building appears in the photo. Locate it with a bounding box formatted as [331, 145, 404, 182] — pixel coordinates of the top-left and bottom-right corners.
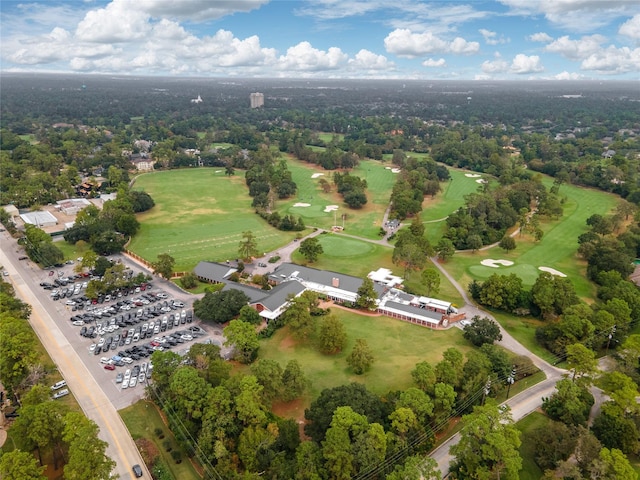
[254, 281, 307, 320]
[194, 261, 237, 284]
[269, 262, 368, 304]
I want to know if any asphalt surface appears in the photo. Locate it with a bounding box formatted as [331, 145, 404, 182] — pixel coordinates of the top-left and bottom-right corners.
[0, 232, 227, 479]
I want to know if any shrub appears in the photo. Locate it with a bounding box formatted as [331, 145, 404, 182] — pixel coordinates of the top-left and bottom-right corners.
[154, 427, 164, 439]
[268, 256, 280, 263]
[163, 440, 172, 452]
[171, 450, 182, 464]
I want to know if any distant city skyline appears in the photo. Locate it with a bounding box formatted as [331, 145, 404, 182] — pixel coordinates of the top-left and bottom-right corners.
[1, 0, 638, 80]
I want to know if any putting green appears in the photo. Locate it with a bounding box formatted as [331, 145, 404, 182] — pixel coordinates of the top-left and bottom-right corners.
[317, 234, 376, 258]
[468, 263, 540, 284]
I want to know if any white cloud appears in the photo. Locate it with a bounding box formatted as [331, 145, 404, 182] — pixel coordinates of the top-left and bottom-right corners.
[136, 0, 269, 21]
[528, 32, 553, 42]
[554, 71, 584, 80]
[481, 53, 509, 73]
[422, 58, 446, 67]
[581, 45, 640, 73]
[75, 0, 151, 42]
[479, 29, 508, 45]
[348, 49, 395, 70]
[384, 29, 479, 57]
[619, 15, 640, 40]
[276, 42, 348, 71]
[510, 54, 544, 73]
[498, 0, 640, 32]
[545, 34, 607, 60]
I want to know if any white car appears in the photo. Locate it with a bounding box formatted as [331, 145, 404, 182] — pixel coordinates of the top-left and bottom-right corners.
[122, 357, 133, 364]
[129, 376, 138, 388]
[89, 344, 96, 352]
[124, 369, 131, 381]
[100, 357, 111, 364]
[459, 320, 472, 327]
[122, 378, 129, 389]
[72, 320, 85, 326]
[97, 338, 105, 347]
[52, 388, 69, 399]
[181, 334, 193, 341]
[138, 373, 146, 383]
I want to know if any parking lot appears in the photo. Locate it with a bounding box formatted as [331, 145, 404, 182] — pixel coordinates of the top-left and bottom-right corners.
[37, 255, 229, 410]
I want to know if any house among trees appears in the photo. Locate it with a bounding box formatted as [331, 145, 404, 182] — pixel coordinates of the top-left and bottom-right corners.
[129, 153, 154, 172]
[194, 260, 464, 328]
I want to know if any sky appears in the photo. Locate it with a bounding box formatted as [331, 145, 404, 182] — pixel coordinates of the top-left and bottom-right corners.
[1, 0, 639, 80]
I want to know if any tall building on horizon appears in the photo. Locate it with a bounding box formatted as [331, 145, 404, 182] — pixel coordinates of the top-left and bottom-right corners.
[250, 92, 264, 108]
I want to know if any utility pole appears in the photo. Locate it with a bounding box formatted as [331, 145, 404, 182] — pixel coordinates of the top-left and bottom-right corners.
[506, 365, 516, 399]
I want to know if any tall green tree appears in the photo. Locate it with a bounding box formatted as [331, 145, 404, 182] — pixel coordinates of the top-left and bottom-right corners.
[542, 379, 594, 426]
[224, 319, 260, 364]
[450, 402, 522, 480]
[411, 361, 436, 394]
[347, 339, 375, 375]
[386, 456, 441, 480]
[0, 450, 47, 480]
[238, 230, 259, 262]
[566, 343, 598, 384]
[318, 315, 348, 354]
[62, 412, 117, 480]
[282, 360, 308, 401]
[462, 315, 503, 346]
[355, 277, 378, 310]
[251, 359, 284, 403]
[193, 289, 250, 324]
[420, 267, 440, 296]
[299, 236, 324, 263]
[435, 238, 455, 261]
[590, 447, 638, 480]
[152, 253, 175, 279]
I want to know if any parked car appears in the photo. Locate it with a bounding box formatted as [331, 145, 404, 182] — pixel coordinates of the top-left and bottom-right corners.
[116, 373, 123, 383]
[104, 364, 116, 371]
[51, 380, 67, 390]
[52, 389, 69, 400]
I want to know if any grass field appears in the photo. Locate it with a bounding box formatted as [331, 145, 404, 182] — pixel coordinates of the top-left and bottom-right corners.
[422, 168, 490, 245]
[129, 169, 301, 271]
[290, 232, 394, 278]
[317, 132, 344, 143]
[120, 400, 201, 480]
[443, 180, 619, 299]
[516, 412, 548, 480]
[280, 156, 396, 239]
[258, 309, 472, 402]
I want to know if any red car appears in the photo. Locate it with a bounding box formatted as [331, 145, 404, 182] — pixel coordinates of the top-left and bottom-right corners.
[104, 364, 116, 371]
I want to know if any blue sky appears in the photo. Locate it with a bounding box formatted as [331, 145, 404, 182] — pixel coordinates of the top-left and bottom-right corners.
[1, 0, 638, 80]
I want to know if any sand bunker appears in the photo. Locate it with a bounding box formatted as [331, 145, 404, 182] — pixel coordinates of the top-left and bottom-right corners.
[481, 259, 515, 268]
[293, 203, 311, 207]
[391, 168, 401, 173]
[476, 178, 488, 184]
[324, 205, 339, 212]
[465, 173, 482, 178]
[311, 173, 325, 178]
[385, 166, 392, 170]
[538, 266, 567, 277]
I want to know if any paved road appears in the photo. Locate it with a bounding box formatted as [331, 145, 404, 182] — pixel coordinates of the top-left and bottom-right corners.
[429, 255, 566, 474]
[0, 238, 149, 480]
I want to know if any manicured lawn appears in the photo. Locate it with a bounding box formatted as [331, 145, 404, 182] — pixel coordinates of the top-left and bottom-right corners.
[258, 309, 473, 403]
[516, 412, 549, 480]
[317, 132, 344, 143]
[422, 168, 490, 245]
[129, 169, 301, 271]
[491, 310, 559, 364]
[443, 179, 618, 298]
[291, 233, 394, 279]
[281, 156, 396, 239]
[120, 400, 201, 480]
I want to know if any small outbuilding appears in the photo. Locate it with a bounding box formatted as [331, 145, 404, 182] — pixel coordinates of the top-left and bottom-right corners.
[20, 211, 58, 228]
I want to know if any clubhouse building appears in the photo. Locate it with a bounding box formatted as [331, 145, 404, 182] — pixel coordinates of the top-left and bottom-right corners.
[194, 261, 464, 329]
